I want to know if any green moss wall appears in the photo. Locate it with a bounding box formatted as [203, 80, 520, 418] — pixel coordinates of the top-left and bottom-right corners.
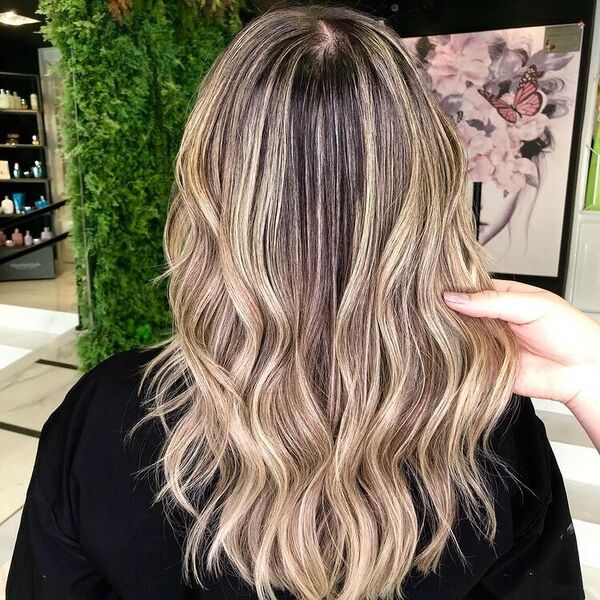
[39, 0, 241, 370]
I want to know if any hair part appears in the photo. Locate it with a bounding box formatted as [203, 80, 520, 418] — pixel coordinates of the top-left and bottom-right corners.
[132, 4, 519, 600]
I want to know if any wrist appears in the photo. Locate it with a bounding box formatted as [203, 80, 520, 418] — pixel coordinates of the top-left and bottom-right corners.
[565, 361, 600, 412]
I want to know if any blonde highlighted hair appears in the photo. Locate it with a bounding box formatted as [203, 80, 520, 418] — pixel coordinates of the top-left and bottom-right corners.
[134, 5, 519, 599]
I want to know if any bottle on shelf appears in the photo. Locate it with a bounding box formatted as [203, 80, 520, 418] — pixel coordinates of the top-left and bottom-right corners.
[11, 228, 24, 246]
[32, 160, 44, 178]
[12, 92, 20, 109]
[12, 162, 21, 179]
[20, 98, 27, 110]
[30, 93, 39, 111]
[1, 195, 14, 214]
[12, 193, 25, 213]
[40, 226, 53, 241]
[24, 230, 33, 246]
[31, 134, 40, 145]
[35, 195, 48, 208]
[0, 89, 9, 109]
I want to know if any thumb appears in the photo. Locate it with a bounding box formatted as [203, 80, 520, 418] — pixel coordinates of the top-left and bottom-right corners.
[442, 289, 553, 325]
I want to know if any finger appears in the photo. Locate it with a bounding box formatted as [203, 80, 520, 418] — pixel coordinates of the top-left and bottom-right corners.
[442, 289, 554, 324]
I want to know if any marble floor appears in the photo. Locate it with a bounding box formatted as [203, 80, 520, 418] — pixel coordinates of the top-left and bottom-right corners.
[0, 358, 81, 434]
[0, 261, 81, 598]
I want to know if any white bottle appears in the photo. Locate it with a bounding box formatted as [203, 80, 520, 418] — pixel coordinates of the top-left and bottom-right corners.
[1, 195, 14, 214]
[0, 90, 9, 109]
[11, 91, 19, 109]
[30, 93, 39, 111]
[24, 230, 33, 246]
[40, 226, 53, 241]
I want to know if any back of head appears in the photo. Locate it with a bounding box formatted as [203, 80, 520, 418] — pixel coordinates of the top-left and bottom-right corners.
[138, 4, 519, 599]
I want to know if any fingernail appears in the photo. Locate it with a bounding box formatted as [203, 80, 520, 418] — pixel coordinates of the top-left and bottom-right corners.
[443, 292, 470, 304]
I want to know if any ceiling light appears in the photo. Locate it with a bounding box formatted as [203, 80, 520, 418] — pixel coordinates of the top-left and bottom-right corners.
[0, 10, 40, 26]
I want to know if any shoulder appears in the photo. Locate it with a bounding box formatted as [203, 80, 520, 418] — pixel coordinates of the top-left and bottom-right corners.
[34, 346, 165, 497]
[74, 345, 162, 401]
[15, 346, 182, 591]
[492, 394, 553, 499]
[490, 394, 560, 535]
[44, 345, 163, 432]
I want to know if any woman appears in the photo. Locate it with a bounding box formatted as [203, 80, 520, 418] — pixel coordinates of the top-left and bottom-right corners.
[7, 5, 589, 599]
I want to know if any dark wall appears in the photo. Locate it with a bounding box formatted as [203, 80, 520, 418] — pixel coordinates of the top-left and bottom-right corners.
[0, 0, 50, 74]
[375, 0, 595, 36]
[0, 40, 40, 74]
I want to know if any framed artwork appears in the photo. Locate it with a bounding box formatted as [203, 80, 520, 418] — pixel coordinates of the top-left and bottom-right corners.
[404, 24, 584, 279]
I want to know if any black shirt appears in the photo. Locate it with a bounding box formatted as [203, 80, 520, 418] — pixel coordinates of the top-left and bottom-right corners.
[7, 347, 585, 600]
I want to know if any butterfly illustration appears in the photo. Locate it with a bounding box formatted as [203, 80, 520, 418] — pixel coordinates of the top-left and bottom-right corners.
[477, 65, 543, 124]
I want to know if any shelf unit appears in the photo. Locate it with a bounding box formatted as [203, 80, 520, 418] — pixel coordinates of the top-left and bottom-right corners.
[0, 71, 67, 281]
[0, 231, 69, 265]
[0, 144, 46, 149]
[0, 199, 67, 231]
[0, 178, 50, 183]
[0, 109, 38, 114]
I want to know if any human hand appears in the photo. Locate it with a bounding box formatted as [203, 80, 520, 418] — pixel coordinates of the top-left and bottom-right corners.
[443, 279, 600, 408]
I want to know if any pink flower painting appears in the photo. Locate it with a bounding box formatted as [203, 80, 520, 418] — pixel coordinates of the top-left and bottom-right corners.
[403, 25, 583, 278]
[427, 33, 491, 96]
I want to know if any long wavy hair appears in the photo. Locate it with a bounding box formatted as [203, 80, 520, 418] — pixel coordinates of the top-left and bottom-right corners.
[134, 5, 519, 600]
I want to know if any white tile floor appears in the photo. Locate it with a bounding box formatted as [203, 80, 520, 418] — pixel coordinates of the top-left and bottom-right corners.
[0, 264, 598, 599]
